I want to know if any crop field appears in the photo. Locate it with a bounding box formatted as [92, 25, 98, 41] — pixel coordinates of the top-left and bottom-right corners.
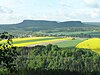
[76, 38, 100, 54]
[0, 37, 72, 47]
[53, 39, 85, 47]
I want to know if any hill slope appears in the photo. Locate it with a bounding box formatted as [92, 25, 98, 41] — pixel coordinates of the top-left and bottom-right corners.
[0, 20, 90, 32]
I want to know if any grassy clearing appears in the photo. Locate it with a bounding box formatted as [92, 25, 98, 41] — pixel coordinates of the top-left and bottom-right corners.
[53, 39, 85, 47]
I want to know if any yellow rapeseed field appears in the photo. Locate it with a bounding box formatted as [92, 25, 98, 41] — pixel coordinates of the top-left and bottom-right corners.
[12, 37, 55, 42]
[13, 37, 72, 47]
[0, 37, 72, 47]
[76, 38, 100, 54]
[0, 37, 56, 44]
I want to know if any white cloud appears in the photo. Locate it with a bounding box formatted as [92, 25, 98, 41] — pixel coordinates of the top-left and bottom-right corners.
[0, 0, 22, 8]
[59, 0, 71, 8]
[0, 13, 25, 24]
[0, 6, 13, 14]
[82, 0, 100, 8]
[0, 0, 28, 24]
[83, 0, 95, 4]
[68, 8, 100, 22]
[0, 0, 100, 23]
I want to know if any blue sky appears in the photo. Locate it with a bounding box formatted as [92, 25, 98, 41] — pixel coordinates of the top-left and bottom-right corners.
[0, 0, 100, 24]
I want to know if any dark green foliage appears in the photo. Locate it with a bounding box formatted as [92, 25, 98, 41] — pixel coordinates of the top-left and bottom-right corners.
[0, 32, 18, 75]
[14, 45, 100, 75]
[0, 46, 18, 73]
[0, 32, 14, 40]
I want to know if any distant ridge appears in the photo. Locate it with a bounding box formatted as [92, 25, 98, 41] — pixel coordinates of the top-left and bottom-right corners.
[21, 20, 83, 26]
[0, 20, 83, 26]
[0, 20, 85, 27]
[0, 20, 93, 32]
[59, 21, 84, 27]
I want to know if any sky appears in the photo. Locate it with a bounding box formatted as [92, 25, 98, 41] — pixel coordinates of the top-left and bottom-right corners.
[0, 0, 100, 24]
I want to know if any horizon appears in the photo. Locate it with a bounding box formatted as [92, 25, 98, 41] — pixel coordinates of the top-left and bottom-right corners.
[0, 19, 100, 25]
[0, 0, 100, 24]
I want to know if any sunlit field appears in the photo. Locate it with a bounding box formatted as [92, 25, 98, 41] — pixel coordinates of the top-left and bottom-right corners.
[0, 37, 72, 47]
[76, 38, 100, 54]
[53, 39, 85, 47]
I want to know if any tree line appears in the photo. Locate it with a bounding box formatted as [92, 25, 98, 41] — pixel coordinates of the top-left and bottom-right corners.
[15, 44, 100, 75]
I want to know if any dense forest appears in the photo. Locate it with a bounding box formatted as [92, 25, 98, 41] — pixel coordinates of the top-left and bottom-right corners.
[0, 44, 100, 75]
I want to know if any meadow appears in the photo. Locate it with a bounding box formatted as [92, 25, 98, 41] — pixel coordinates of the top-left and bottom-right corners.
[53, 39, 85, 47]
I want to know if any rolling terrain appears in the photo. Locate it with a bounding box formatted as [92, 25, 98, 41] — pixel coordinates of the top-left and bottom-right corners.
[0, 20, 100, 37]
[0, 21, 100, 75]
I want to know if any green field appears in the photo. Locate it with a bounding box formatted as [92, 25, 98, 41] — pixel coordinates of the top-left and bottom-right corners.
[0, 37, 73, 47]
[0, 37, 85, 47]
[13, 37, 58, 44]
[53, 39, 85, 47]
